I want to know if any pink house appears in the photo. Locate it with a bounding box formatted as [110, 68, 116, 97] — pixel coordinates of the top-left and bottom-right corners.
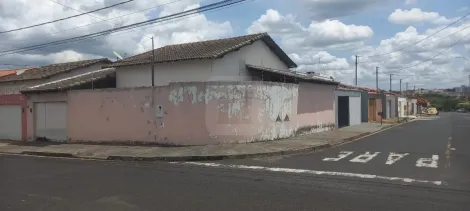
[22, 33, 340, 145]
[0, 59, 111, 141]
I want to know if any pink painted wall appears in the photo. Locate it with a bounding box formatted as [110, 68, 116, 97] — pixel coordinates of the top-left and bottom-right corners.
[296, 82, 336, 132]
[67, 81, 300, 145]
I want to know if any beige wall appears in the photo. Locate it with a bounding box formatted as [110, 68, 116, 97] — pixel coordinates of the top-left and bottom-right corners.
[67, 81, 300, 145]
[115, 40, 290, 88]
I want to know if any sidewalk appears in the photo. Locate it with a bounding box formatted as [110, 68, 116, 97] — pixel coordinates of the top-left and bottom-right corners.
[0, 123, 398, 161]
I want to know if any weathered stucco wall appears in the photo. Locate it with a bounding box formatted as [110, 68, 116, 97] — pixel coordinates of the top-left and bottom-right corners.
[67, 81, 299, 145]
[297, 82, 336, 133]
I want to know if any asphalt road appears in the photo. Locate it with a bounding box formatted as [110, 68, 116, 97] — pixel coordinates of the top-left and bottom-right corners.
[1, 112, 469, 211]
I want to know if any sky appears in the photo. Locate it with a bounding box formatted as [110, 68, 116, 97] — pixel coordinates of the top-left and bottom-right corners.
[0, 0, 469, 90]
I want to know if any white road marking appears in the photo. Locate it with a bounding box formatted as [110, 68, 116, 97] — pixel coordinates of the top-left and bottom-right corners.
[178, 162, 443, 186]
[385, 153, 409, 165]
[349, 152, 380, 163]
[322, 151, 354, 161]
[416, 155, 439, 168]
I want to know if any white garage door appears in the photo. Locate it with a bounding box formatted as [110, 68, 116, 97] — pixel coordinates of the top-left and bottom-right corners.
[349, 96, 362, 126]
[35, 102, 67, 142]
[0, 105, 22, 140]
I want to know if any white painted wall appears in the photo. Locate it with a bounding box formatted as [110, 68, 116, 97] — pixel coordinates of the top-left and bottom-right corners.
[116, 40, 290, 88]
[239, 40, 289, 71]
[349, 96, 361, 126]
[116, 60, 213, 87]
[398, 97, 406, 117]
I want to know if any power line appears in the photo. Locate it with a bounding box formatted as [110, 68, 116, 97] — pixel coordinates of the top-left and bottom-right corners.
[363, 11, 470, 58]
[357, 24, 470, 65]
[384, 29, 470, 73]
[0, 0, 251, 56]
[0, 0, 135, 34]
[5, 0, 182, 41]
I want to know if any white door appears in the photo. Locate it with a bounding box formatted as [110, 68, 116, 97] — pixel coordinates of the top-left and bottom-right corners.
[34, 102, 67, 142]
[349, 96, 361, 126]
[0, 105, 22, 140]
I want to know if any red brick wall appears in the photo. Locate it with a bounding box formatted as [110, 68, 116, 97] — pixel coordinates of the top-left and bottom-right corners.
[0, 94, 27, 141]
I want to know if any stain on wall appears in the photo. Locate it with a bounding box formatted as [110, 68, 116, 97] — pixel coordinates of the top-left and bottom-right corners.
[64, 80, 337, 145]
[67, 81, 301, 145]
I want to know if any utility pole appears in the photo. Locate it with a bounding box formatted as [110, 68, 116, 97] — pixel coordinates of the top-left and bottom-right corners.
[406, 83, 408, 97]
[389, 74, 393, 93]
[399, 79, 402, 96]
[355, 55, 359, 86]
[413, 85, 416, 97]
[376, 67, 379, 91]
[151, 36, 155, 87]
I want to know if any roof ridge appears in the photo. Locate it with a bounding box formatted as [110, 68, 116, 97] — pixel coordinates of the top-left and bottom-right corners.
[42, 58, 109, 67]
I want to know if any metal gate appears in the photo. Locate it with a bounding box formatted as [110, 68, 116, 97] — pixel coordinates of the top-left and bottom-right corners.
[349, 96, 361, 126]
[34, 102, 67, 142]
[0, 105, 22, 140]
[338, 96, 349, 128]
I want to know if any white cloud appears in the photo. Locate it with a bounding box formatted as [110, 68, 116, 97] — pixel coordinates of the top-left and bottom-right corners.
[0, 0, 233, 68]
[353, 21, 470, 89]
[388, 8, 458, 25]
[248, 9, 373, 52]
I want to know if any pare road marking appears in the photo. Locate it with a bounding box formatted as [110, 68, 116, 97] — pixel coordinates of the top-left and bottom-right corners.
[416, 155, 439, 168]
[386, 153, 409, 165]
[323, 151, 439, 168]
[349, 152, 380, 163]
[322, 151, 354, 161]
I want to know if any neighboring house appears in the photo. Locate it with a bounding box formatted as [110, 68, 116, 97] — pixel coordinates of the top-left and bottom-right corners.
[104, 33, 297, 87]
[364, 91, 384, 122]
[0, 58, 111, 141]
[21, 68, 116, 142]
[398, 97, 407, 117]
[335, 83, 370, 127]
[335, 89, 363, 128]
[407, 98, 418, 116]
[385, 94, 398, 119]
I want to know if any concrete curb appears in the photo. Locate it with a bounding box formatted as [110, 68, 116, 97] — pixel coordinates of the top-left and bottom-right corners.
[106, 143, 332, 162]
[12, 122, 405, 162]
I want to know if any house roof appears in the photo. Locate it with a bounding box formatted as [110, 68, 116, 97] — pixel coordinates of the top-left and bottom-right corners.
[0, 58, 111, 82]
[246, 64, 339, 85]
[21, 68, 116, 93]
[104, 33, 297, 68]
[0, 67, 36, 78]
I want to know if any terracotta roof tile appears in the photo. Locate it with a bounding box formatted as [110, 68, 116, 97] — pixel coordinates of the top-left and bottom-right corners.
[105, 33, 297, 68]
[0, 58, 111, 82]
[0, 67, 36, 78]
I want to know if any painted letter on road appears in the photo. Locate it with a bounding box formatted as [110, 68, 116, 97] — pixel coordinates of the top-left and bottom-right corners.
[349, 152, 380, 163]
[416, 155, 439, 168]
[323, 151, 354, 162]
[386, 153, 409, 165]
